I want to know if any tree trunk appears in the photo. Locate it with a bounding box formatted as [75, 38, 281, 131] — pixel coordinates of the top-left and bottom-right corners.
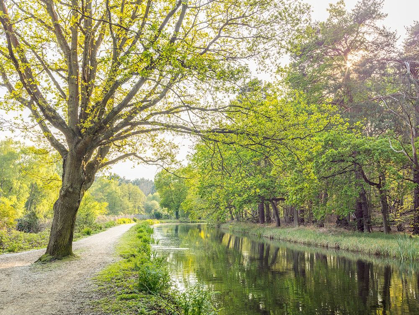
[413, 167, 419, 234]
[360, 187, 372, 233]
[378, 183, 391, 234]
[175, 210, 179, 220]
[265, 202, 272, 223]
[229, 208, 234, 221]
[270, 200, 281, 227]
[308, 201, 313, 225]
[283, 206, 289, 224]
[293, 206, 299, 227]
[258, 200, 265, 224]
[355, 198, 364, 232]
[43, 153, 85, 260]
[354, 164, 371, 233]
[299, 207, 305, 225]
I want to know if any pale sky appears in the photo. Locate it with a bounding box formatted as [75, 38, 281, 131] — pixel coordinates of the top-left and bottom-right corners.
[111, 0, 419, 181]
[310, 0, 419, 37]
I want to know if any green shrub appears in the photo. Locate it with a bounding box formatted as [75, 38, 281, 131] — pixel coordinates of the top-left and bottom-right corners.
[16, 211, 41, 233]
[137, 259, 171, 294]
[82, 227, 92, 235]
[178, 285, 216, 315]
[104, 220, 117, 228]
[0, 229, 50, 253]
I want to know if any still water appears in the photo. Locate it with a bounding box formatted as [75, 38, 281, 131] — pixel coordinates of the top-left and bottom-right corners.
[152, 224, 419, 315]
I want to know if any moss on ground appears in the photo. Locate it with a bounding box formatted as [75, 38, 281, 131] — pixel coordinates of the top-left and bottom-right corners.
[222, 222, 419, 262]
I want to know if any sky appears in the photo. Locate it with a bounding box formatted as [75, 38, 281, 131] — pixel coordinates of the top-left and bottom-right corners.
[1, 0, 418, 181]
[110, 0, 419, 181]
[310, 0, 419, 37]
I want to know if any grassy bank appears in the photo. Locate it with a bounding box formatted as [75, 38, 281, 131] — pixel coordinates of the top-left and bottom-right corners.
[221, 222, 419, 261]
[92, 222, 215, 315]
[0, 217, 136, 254]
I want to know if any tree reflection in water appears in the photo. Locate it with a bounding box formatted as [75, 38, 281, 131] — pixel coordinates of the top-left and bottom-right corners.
[153, 224, 419, 315]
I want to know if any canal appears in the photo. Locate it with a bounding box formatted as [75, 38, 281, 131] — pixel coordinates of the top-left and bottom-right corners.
[152, 224, 419, 314]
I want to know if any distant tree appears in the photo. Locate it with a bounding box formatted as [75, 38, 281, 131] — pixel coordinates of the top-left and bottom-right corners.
[155, 170, 188, 219]
[131, 178, 156, 196]
[119, 183, 146, 214]
[144, 200, 160, 214]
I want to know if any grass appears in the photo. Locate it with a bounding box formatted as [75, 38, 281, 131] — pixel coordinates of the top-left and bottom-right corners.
[0, 217, 135, 254]
[222, 222, 419, 262]
[92, 222, 216, 315]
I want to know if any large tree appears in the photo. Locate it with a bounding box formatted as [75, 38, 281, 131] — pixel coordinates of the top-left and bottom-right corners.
[284, 0, 396, 129]
[0, 0, 306, 259]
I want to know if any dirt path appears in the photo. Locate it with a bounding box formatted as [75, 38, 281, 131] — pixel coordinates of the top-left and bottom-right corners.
[0, 224, 135, 315]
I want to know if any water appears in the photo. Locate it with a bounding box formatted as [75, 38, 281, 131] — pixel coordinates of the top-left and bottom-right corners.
[152, 224, 419, 315]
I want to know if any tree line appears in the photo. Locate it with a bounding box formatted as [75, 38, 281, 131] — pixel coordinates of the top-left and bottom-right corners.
[0, 140, 155, 231]
[155, 0, 419, 234]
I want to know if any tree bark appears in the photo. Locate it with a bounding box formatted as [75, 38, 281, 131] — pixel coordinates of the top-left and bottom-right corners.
[283, 206, 289, 224]
[413, 167, 419, 234]
[293, 206, 299, 227]
[229, 208, 234, 221]
[299, 207, 305, 225]
[354, 164, 371, 233]
[378, 185, 391, 234]
[308, 201, 313, 225]
[258, 200, 265, 224]
[270, 200, 281, 227]
[355, 199, 364, 232]
[360, 187, 372, 233]
[357, 165, 390, 234]
[43, 153, 85, 260]
[265, 202, 272, 223]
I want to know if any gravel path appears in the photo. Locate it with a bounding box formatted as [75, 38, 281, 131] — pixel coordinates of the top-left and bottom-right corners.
[0, 224, 135, 315]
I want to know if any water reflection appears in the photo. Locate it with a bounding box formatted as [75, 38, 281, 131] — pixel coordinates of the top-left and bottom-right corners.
[152, 224, 419, 315]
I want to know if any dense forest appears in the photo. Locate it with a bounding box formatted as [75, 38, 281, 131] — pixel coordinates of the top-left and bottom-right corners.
[154, 1, 419, 234]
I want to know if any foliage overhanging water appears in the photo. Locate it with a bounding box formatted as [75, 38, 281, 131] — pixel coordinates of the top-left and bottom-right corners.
[152, 224, 419, 315]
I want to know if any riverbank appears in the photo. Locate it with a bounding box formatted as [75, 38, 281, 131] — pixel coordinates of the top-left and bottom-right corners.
[92, 222, 215, 314]
[221, 222, 419, 261]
